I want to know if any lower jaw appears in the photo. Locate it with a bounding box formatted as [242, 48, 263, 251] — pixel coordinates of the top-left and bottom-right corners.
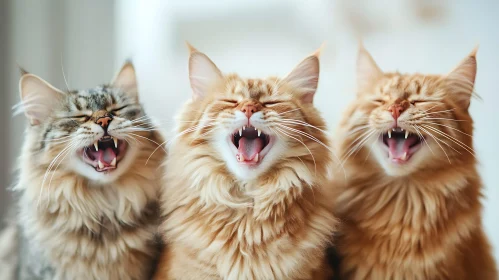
[381, 146, 422, 165]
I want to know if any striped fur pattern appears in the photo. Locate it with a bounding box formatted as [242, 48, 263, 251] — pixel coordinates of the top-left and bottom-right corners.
[154, 47, 338, 280]
[332, 45, 497, 279]
[12, 64, 165, 280]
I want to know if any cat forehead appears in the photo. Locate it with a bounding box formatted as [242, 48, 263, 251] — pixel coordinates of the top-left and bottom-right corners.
[225, 75, 279, 99]
[67, 86, 127, 110]
[377, 74, 440, 98]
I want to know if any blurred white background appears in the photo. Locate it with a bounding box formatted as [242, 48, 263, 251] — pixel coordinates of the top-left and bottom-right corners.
[1, 0, 498, 265]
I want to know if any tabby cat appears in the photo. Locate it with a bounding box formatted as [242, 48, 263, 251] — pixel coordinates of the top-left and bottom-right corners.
[333, 44, 497, 279]
[154, 45, 338, 280]
[1, 63, 165, 280]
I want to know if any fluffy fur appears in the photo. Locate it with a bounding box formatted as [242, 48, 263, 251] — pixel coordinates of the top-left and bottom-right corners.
[154, 46, 338, 280]
[0, 216, 19, 280]
[332, 45, 497, 279]
[9, 63, 165, 280]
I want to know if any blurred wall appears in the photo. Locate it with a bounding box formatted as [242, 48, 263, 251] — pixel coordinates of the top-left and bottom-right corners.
[2, 0, 115, 217]
[0, 0, 9, 219]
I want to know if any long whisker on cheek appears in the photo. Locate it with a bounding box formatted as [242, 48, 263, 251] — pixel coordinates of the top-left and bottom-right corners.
[47, 140, 83, 200]
[412, 125, 435, 156]
[417, 126, 451, 164]
[421, 122, 473, 138]
[273, 127, 317, 175]
[422, 117, 467, 122]
[146, 122, 216, 164]
[275, 124, 346, 177]
[276, 108, 301, 116]
[341, 129, 376, 164]
[363, 132, 382, 164]
[421, 125, 476, 157]
[276, 119, 329, 134]
[127, 133, 167, 154]
[422, 108, 455, 116]
[38, 139, 80, 209]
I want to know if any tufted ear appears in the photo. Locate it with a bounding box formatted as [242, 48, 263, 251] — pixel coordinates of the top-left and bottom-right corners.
[111, 61, 139, 101]
[283, 46, 322, 104]
[19, 73, 65, 125]
[445, 46, 478, 110]
[356, 43, 383, 94]
[188, 43, 223, 101]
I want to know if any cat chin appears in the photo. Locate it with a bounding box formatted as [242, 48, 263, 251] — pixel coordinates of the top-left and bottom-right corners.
[69, 146, 138, 184]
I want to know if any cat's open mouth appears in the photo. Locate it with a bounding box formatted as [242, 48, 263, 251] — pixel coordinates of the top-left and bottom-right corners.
[380, 127, 422, 164]
[80, 136, 127, 172]
[229, 125, 273, 165]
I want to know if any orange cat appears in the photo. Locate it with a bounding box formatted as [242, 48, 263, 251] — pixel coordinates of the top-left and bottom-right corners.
[154, 45, 338, 280]
[332, 44, 497, 279]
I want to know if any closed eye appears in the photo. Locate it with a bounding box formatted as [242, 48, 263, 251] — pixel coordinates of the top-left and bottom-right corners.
[372, 99, 385, 105]
[219, 99, 238, 106]
[68, 115, 90, 122]
[263, 101, 281, 106]
[410, 100, 425, 105]
[110, 105, 129, 115]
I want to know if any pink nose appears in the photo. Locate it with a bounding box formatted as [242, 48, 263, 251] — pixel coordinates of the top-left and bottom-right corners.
[388, 104, 405, 120]
[241, 103, 258, 118]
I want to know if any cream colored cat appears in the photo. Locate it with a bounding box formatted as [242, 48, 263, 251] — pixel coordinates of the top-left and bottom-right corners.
[154, 45, 338, 280]
[333, 44, 497, 280]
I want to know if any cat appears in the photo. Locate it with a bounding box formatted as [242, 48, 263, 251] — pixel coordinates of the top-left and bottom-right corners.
[153, 45, 338, 280]
[0, 63, 165, 280]
[332, 44, 498, 279]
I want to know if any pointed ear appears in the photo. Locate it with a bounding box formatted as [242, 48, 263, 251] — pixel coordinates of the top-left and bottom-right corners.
[444, 47, 478, 110]
[111, 61, 139, 101]
[19, 74, 65, 125]
[356, 44, 383, 94]
[188, 45, 223, 100]
[283, 47, 321, 104]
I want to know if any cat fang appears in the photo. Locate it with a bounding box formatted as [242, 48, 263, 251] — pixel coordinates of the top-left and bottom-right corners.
[230, 125, 272, 165]
[80, 136, 128, 172]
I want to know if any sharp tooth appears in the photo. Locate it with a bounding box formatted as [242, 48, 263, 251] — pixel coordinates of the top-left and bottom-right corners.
[253, 153, 259, 162]
[254, 127, 257, 130]
[113, 137, 118, 148]
[98, 160, 104, 169]
[110, 157, 116, 167]
[94, 141, 99, 151]
[243, 126, 246, 130]
[257, 129, 261, 137]
[239, 128, 242, 136]
[401, 152, 408, 161]
[405, 131, 409, 139]
[388, 130, 392, 138]
[392, 128, 395, 131]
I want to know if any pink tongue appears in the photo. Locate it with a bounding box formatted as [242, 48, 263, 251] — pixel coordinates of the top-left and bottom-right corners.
[387, 137, 418, 159]
[238, 137, 263, 161]
[87, 148, 116, 165]
[101, 148, 116, 164]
